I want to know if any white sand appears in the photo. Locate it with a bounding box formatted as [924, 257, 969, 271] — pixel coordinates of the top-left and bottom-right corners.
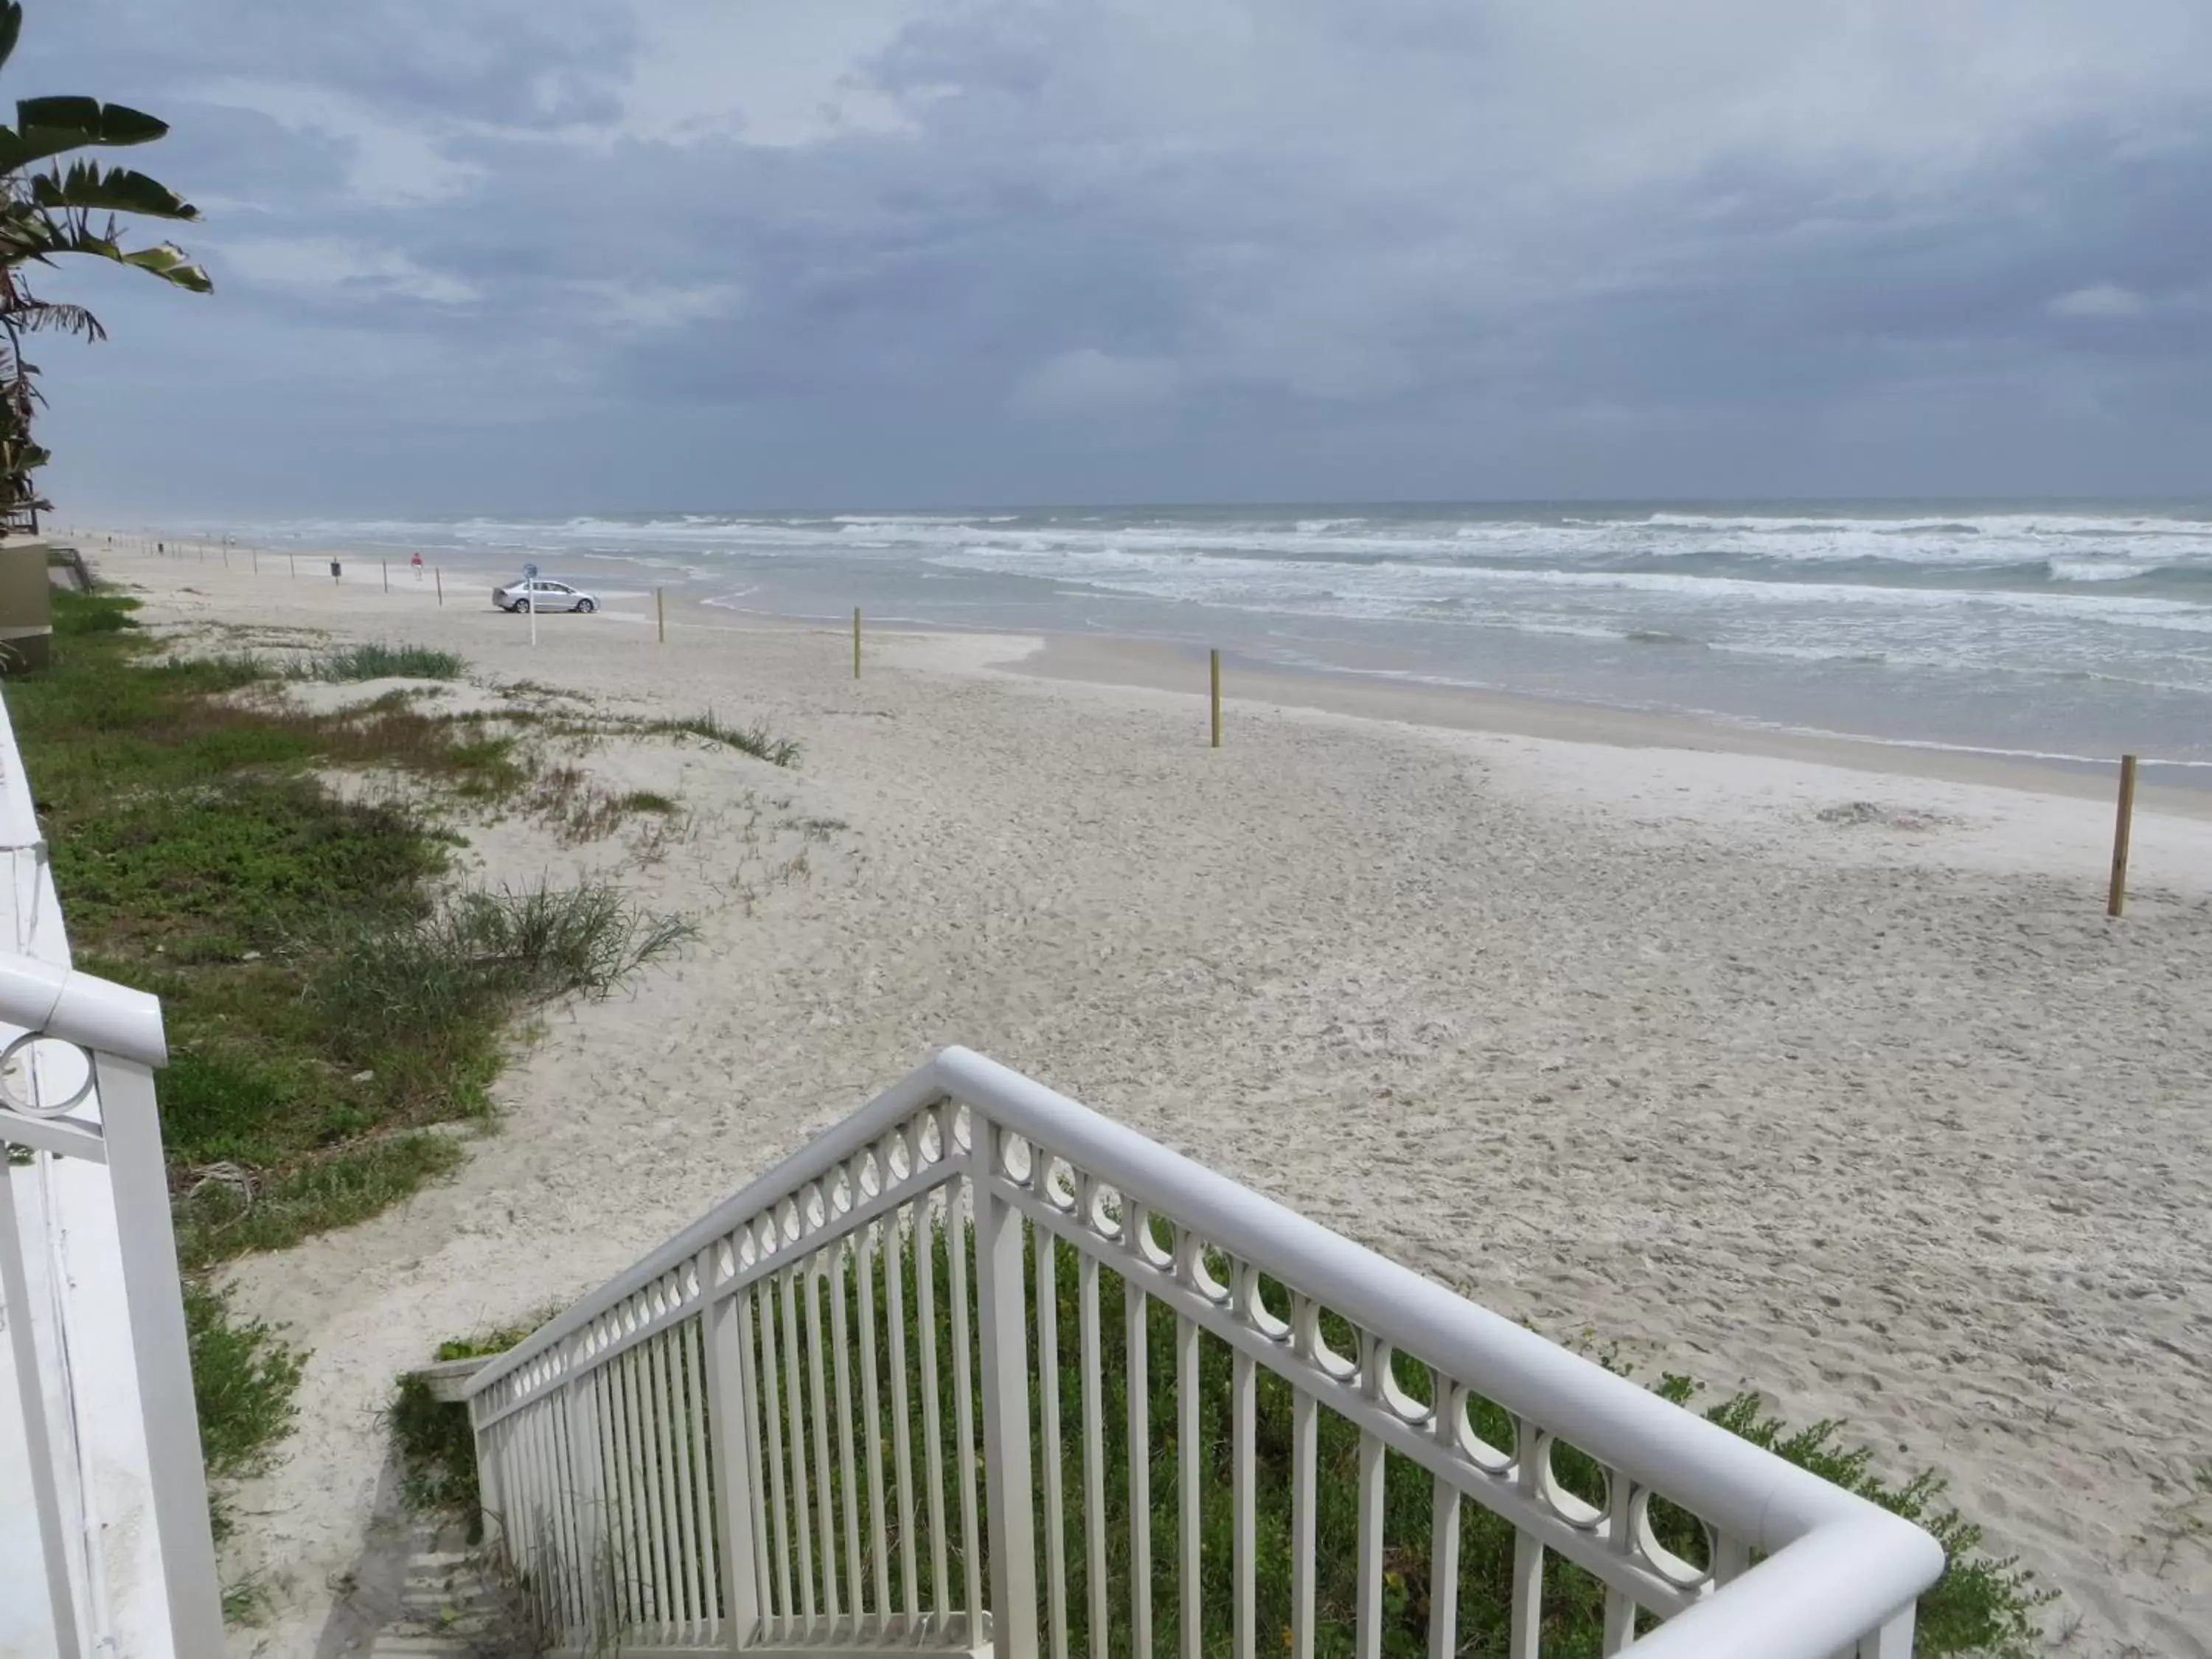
[102, 554, 2210, 1657]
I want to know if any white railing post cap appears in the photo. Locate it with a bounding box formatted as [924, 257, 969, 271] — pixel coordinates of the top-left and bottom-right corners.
[0, 950, 167, 1066]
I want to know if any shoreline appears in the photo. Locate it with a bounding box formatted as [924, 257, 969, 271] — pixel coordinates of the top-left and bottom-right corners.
[893, 624, 2212, 899]
[693, 599, 2212, 814]
[1002, 632, 2212, 810]
[83, 524, 2212, 809]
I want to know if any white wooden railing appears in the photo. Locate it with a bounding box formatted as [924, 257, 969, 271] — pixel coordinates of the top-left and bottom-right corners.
[0, 681, 223, 1658]
[467, 1050, 1944, 1658]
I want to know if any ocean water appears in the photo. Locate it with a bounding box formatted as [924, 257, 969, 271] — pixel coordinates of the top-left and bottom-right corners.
[209, 501, 2212, 773]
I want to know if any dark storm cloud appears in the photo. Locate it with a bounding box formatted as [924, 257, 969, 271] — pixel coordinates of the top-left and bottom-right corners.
[18, 0, 2212, 514]
[26, 0, 632, 128]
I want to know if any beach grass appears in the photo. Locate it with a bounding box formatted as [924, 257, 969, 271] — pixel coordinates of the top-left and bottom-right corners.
[388, 1309, 563, 1538]
[184, 1281, 305, 1542]
[651, 709, 802, 767]
[521, 764, 692, 844]
[12, 588, 698, 1573]
[293, 641, 468, 681]
[389, 1372, 488, 1534]
[176, 1135, 471, 1264]
[304, 881, 695, 1096]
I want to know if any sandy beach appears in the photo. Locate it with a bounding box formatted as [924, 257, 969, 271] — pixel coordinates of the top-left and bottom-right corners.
[99, 549, 2210, 1657]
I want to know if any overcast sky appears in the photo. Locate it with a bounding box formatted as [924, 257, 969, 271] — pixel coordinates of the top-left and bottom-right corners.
[19, 0, 2212, 515]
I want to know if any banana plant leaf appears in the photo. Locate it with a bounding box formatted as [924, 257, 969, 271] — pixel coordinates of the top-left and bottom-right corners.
[0, 210, 209, 291]
[0, 0, 209, 518]
[29, 160, 198, 220]
[0, 97, 170, 173]
[119, 243, 209, 291]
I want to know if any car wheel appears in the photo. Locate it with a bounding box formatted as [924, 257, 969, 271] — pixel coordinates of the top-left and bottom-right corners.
[516, 598, 532, 613]
[575, 598, 596, 613]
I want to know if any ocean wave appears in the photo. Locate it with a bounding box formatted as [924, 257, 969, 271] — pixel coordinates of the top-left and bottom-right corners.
[1723, 723, 2212, 769]
[832, 513, 1002, 526]
[1711, 642, 1894, 666]
[1645, 512, 1988, 535]
[2045, 557, 2149, 582]
[203, 507, 2212, 725]
[215, 503, 2212, 556]
[354, 508, 2212, 587]
[920, 541, 2212, 630]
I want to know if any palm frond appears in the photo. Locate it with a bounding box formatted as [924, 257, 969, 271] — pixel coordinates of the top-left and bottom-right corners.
[6, 296, 102, 341]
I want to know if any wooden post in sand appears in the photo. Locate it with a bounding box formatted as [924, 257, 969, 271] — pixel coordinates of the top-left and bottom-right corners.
[1210, 649, 1222, 748]
[2107, 754, 2138, 917]
[853, 608, 862, 679]
[656, 588, 665, 643]
[382, 560, 389, 593]
[288, 554, 296, 580]
[251, 546, 259, 575]
[435, 567, 443, 605]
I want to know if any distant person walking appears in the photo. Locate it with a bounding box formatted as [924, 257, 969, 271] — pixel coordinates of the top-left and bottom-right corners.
[330, 559, 342, 583]
[411, 551, 424, 580]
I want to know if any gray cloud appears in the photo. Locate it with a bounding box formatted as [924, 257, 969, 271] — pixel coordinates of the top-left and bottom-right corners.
[18, 0, 2212, 514]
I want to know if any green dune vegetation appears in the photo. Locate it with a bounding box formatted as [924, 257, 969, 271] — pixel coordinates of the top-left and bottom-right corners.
[9, 589, 703, 1561]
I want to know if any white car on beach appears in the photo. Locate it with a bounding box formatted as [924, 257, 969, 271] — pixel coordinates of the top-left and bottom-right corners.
[493, 578, 598, 613]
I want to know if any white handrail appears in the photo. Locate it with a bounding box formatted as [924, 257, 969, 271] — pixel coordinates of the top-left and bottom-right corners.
[0, 950, 168, 1068]
[467, 1057, 946, 1395]
[936, 1047, 1900, 1557]
[1617, 1520, 1931, 1659]
[467, 1047, 1944, 1659]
